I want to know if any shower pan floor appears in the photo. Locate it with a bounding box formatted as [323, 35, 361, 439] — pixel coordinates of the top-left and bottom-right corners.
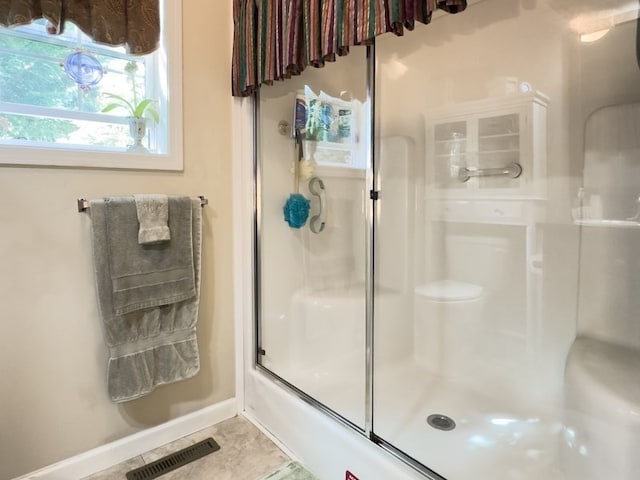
[373, 360, 566, 480]
[270, 356, 569, 480]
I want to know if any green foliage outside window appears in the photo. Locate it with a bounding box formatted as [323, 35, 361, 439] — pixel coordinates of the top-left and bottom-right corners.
[0, 33, 89, 141]
[0, 23, 136, 144]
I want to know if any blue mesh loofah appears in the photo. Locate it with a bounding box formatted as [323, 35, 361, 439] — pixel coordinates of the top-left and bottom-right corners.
[283, 193, 310, 228]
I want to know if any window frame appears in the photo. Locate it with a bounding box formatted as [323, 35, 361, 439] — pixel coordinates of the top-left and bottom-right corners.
[0, 1, 183, 171]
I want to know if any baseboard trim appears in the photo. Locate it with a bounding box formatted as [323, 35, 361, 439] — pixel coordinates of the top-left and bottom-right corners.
[17, 398, 238, 480]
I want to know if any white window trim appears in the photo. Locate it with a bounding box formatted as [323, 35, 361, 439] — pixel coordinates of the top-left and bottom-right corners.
[0, 1, 183, 171]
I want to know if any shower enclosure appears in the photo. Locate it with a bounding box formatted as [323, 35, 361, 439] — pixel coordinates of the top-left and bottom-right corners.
[252, 1, 640, 478]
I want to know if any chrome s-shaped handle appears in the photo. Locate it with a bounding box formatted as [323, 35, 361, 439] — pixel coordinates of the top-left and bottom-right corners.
[308, 176, 326, 234]
[458, 162, 522, 183]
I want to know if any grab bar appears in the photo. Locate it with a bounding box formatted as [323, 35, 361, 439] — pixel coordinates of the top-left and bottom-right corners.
[308, 176, 326, 234]
[457, 162, 522, 183]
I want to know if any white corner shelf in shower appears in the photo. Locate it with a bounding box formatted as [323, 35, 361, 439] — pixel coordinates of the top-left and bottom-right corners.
[574, 219, 640, 229]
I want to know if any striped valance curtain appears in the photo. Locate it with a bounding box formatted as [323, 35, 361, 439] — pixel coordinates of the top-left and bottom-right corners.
[0, 0, 160, 54]
[232, 0, 467, 97]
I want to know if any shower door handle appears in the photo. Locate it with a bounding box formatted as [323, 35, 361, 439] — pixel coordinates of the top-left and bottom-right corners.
[308, 176, 326, 234]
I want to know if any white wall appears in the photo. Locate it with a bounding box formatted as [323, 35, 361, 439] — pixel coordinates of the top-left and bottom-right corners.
[0, 3, 235, 479]
[576, 20, 640, 349]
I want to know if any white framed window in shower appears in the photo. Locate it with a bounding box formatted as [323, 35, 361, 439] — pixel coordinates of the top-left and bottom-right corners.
[294, 86, 367, 172]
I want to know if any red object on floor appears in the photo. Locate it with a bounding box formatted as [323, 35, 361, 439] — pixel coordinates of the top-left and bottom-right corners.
[346, 471, 360, 480]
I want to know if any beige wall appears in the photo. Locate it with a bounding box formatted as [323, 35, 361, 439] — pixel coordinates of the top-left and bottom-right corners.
[0, 3, 235, 479]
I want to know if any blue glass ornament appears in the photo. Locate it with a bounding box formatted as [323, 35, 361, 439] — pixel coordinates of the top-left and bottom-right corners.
[64, 52, 103, 87]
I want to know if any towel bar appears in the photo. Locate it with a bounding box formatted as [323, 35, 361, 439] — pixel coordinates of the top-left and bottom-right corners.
[77, 196, 208, 212]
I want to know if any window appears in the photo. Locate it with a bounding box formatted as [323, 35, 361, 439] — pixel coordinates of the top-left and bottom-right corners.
[294, 86, 366, 171]
[0, 1, 182, 170]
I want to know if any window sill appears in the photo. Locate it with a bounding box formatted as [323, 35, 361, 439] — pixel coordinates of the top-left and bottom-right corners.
[315, 164, 366, 178]
[0, 143, 183, 171]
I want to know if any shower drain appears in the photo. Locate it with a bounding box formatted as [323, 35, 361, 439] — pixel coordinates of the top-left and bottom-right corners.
[427, 414, 456, 431]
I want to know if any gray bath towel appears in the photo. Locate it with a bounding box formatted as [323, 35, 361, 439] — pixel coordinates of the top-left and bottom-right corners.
[134, 194, 171, 245]
[105, 196, 196, 315]
[90, 197, 202, 402]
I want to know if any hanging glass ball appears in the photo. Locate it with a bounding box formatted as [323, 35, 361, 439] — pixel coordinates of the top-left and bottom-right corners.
[64, 52, 103, 87]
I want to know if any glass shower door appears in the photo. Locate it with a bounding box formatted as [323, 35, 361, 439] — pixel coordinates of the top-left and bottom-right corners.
[373, 1, 640, 479]
[257, 50, 369, 428]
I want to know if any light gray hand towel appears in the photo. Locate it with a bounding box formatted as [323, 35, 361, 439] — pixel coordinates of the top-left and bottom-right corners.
[104, 196, 196, 315]
[90, 197, 203, 402]
[134, 194, 171, 245]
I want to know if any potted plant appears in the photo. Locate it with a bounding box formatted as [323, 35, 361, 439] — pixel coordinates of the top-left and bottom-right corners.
[102, 61, 159, 151]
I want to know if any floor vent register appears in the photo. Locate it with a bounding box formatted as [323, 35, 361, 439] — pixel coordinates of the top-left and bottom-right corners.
[125, 437, 220, 480]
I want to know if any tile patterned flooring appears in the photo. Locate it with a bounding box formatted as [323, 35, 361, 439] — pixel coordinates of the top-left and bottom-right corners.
[82, 416, 297, 480]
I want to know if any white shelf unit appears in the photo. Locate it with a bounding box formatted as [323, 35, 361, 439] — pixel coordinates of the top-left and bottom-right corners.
[425, 91, 548, 202]
[422, 92, 549, 357]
